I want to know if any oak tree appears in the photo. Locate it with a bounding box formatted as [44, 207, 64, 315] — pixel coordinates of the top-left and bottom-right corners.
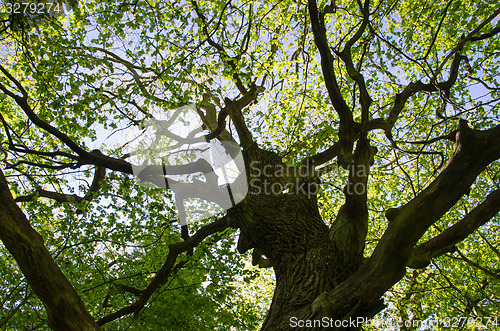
[1, 0, 499, 329]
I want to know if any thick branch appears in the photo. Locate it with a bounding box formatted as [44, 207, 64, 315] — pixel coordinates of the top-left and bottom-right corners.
[204, 84, 261, 148]
[309, 120, 500, 320]
[338, 0, 372, 131]
[198, 92, 234, 142]
[0, 64, 28, 97]
[329, 137, 376, 278]
[308, 0, 358, 167]
[305, 142, 340, 167]
[0, 169, 101, 330]
[407, 189, 500, 268]
[470, 24, 500, 42]
[15, 188, 83, 204]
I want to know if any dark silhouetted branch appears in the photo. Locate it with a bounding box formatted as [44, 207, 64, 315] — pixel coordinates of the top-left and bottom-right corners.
[407, 189, 500, 268]
[308, 0, 358, 167]
[97, 215, 229, 325]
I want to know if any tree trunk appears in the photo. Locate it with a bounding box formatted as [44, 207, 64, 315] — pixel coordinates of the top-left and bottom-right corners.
[232, 191, 375, 330]
[228, 146, 368, 330]
[233, 195, 334, 329]
[235, 122, 500, 330]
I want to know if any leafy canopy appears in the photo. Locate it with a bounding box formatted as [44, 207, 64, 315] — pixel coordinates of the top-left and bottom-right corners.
[0, 0, 499, 329]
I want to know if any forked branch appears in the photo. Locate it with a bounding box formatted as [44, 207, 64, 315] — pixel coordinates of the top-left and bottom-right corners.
[407, 189, 500, 269]
[307, 121, 500, 320]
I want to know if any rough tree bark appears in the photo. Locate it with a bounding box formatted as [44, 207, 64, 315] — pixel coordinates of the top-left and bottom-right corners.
[227, 121, 500, 331]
